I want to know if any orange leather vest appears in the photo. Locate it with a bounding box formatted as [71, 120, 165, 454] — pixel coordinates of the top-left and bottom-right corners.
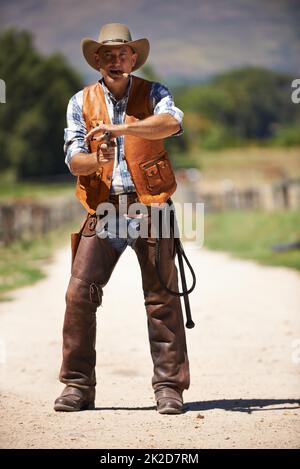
[75, 75, 177, 214]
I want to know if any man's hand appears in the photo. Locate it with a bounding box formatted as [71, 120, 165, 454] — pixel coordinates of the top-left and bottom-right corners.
[96, 141, 115, 164]
[85, 124, 126, 143]
[69, 140, 115, 177]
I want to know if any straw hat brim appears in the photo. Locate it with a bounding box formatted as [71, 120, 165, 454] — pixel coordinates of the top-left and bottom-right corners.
[81, 38, 150, 72]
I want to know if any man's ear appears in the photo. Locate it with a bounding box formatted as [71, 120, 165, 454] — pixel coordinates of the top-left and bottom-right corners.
[94, 52, 101, 69]
[131, 53, 138, 68]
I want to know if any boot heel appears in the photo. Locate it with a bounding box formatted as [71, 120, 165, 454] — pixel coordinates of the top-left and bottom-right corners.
[85, 401, 95, 410]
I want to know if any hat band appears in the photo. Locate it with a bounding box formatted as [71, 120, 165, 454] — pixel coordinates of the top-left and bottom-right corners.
[102, 39, 129, 44]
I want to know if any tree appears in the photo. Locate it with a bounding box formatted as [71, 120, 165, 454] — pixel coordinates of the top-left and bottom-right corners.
[174, 66, 300, 149]
[0, 28, 83, 179]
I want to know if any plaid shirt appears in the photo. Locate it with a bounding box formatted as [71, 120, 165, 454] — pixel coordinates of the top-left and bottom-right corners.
[64, 76, 183, 194]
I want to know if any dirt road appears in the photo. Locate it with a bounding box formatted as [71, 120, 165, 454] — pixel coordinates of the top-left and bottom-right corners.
[0, 241, 299, 449]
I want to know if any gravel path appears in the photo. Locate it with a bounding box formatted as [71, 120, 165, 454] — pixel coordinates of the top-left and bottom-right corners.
[0, 241, 300, 449]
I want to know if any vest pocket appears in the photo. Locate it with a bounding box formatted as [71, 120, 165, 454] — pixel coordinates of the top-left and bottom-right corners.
[140, 154, 176, 193]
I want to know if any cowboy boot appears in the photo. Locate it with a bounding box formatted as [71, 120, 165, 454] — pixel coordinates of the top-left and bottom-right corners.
[154, 386, 183, 414]
[54, 385, 96, 412]
[55, 225, 122, 411]
[133, 232, 190, 414]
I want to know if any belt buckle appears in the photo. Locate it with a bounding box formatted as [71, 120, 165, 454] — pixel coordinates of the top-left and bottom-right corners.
[119, 194, 127, 205]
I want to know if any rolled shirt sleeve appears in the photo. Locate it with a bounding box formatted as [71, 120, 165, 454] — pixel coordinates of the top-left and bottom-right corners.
[63, 90, 89, 170]
[150, 82, 184, 136]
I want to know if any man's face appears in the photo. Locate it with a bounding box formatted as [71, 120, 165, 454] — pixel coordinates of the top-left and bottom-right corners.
[95, 45, 137, 79]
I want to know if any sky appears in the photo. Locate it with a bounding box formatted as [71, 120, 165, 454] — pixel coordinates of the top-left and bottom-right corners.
[1, 0, 299, 84]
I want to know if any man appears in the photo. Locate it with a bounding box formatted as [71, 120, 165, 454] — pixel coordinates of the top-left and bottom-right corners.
[54, 23, 190, 414]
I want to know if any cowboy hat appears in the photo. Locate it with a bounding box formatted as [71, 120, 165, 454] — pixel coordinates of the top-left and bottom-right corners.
[81, 23, 150, 72]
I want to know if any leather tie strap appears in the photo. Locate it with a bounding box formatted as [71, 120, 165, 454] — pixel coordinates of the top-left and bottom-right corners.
[155, 199, 196, 329]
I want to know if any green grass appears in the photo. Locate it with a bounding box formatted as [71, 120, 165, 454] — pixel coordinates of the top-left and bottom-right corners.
[203, 209, 300, 271]
[180, 146, 300, 187]
[0, 180, 74, 201]
[0, 220, 79, 300]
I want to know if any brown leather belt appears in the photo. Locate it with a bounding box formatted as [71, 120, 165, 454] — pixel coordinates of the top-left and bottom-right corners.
[107, 192, 139, 207]
[105, 192, 150, 219]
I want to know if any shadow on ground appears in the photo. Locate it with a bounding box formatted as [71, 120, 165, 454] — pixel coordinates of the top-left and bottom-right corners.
[184, 398, 300, 413]
[93, 398, 300, 413]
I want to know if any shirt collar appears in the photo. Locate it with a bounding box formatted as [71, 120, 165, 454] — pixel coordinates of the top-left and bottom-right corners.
[100, 75, 132, 104]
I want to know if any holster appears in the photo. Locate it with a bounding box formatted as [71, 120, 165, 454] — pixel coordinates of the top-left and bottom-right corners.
[71, 232, 81, 267]
[70, 215, 96, 267]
